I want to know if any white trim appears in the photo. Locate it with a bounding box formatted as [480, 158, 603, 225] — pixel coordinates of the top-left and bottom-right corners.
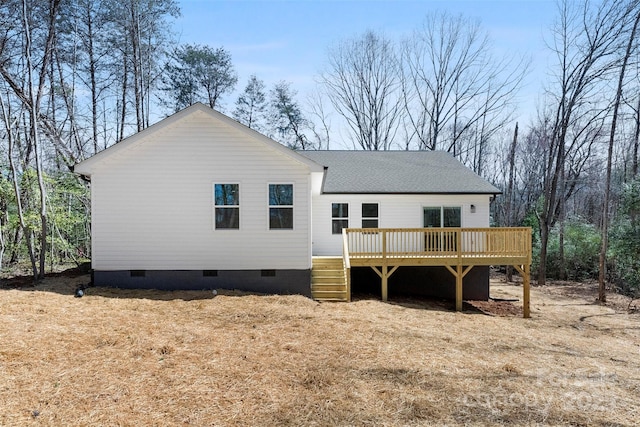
[213, 182, 241, 230]
[361, 201, 380, 228]
[267, 183, 295, 231]
[331, 202, 349, 234]
[422, 205, 463, 228]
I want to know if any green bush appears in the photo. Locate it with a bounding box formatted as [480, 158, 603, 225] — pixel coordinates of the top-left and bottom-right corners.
[529, 215, 601, 281]
[609, 178, 640, 295]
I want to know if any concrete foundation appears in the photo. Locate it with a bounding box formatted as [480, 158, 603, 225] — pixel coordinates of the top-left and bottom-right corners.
[93, 269, 312, 297]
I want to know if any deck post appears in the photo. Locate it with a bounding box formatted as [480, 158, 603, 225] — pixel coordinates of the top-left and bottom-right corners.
[523, 264, 530, 318]
[455, 230, 463, 311]
[455, 263, 463, 311]
[382, 265, 388, 301]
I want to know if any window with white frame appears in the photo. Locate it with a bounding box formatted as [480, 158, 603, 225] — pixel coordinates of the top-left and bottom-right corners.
[362, 203, 379, 228]
[332, 203, 348, 234]
[269, 184, 294, 229]
[423, 206, 461, 228]
[423, 206, 461, 251]
[214, 183, 239, 229]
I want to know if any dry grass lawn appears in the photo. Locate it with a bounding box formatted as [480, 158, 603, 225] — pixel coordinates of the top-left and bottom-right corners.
[0, 272, 639, 426]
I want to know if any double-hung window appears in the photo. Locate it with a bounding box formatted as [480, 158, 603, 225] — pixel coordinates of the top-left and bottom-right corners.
[362, 203, 379, 228]
[332, 203, 349, 234]
[214, 184, 240, 229]
[269, 184, 294, 229]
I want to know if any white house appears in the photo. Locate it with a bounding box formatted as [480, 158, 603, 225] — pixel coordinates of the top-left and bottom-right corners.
[74, 103, 506, 301]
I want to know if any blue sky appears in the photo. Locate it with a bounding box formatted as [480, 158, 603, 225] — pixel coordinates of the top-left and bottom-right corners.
[174, 0, 558, 128]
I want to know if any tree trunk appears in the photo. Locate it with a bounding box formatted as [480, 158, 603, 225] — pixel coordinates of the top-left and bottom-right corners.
[538, 221, 549, 286]
[633, 95, 640, 178]
[129, 2, 143, 132]
[0, 209, 5, 272]
[22, 0, 57, 279]
[558, 159, 567, 281]
[119, 53, 128, 142]
[1, 97, 38, 279]
[86, 1, 99, 154]
[599, 9, 640, 303]
[505, 123, 518, 282]
[558, 215, 566, 280]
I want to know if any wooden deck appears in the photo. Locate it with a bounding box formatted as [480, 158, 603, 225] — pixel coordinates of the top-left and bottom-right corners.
[340, 227, 532, 318]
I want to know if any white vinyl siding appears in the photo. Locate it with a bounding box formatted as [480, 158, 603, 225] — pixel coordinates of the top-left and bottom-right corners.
[89, 110, 312, 270]
[311, 192, 492, 256]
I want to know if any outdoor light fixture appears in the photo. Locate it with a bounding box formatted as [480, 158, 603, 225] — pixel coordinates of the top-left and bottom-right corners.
[470, 204, 476, 213]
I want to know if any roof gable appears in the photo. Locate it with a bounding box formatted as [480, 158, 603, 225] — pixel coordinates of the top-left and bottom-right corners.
[74, 103, 323, 175]
[298, 150, 500, 194]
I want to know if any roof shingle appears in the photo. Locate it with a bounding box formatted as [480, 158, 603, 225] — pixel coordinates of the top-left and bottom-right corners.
[298, 150, 500, 194]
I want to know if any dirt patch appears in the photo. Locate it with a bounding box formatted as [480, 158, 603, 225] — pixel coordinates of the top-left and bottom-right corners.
[0, 271, 638, 426]
[466, 299, 522, 317]
[539, 279, 640, 313]
[0, 265, 88, 289]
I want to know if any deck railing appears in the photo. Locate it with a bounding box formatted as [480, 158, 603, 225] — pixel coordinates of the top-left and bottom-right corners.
[345, 227, 532, 263]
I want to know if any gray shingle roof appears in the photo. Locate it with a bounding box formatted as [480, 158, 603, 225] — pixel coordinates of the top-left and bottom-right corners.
[297, 150, 501, 194]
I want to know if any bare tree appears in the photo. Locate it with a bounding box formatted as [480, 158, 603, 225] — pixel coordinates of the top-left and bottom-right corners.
[106, 0, 179, 133]
[320, 30, 403, 150]
[537, 0, 632, 285]
[598, 4, 640, 303]
[305, 89, 332, 150]
[1, 94, 38, 278]
[401, 11, 525, 162]
[504, 123, 519, 281]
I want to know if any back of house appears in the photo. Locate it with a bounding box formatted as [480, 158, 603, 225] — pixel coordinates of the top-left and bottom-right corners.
[75, 103, 501, 300]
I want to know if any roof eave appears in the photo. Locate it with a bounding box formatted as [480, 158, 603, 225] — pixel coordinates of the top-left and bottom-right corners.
[73, 103, 325, 175]
[318, 191, 503, 195]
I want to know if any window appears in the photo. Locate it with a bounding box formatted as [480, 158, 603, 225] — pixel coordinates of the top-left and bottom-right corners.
[423, 206, 461, 227]
[443, 206, 461, 227]
[362, 203, 379, 228]
[423, 206, 462, 251]
[332, 203, 349, 234]
[269, 184, 294, 229]
[214, 184, 239, 229]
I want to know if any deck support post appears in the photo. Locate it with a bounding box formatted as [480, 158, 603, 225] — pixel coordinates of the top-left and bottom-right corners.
[514, 263, 531, 318]
[455, 230, 463, 311]
[455, 264, 463, 311]
[523, 264, 530, 318]
[371, 265, 399, 303]
[445, 264, 473, 312]
[382, 265, 388, 301]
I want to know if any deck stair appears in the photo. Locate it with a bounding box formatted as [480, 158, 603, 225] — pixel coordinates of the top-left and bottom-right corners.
[311, 257, 349, 302]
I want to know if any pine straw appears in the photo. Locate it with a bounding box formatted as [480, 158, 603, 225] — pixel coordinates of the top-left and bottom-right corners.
[0, 276, 638, 426]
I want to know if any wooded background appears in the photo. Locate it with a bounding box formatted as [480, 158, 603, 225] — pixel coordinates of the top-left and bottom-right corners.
[1, 0, 639, 302]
